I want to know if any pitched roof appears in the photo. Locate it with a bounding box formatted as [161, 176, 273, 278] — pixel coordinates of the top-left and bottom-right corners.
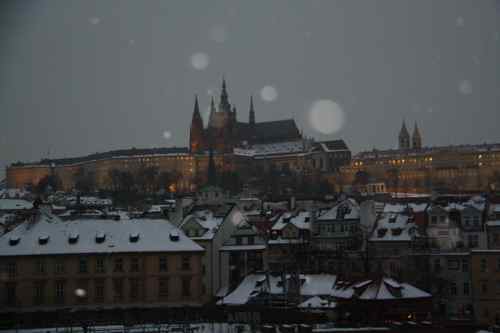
[0, 214, 203, 256]
[236, 119, 301, 144]
[316, 140, 349, 152]
[12, 147, 189, 167]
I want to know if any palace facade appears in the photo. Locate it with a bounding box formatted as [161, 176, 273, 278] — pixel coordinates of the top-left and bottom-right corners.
[338, 121, 500, 193]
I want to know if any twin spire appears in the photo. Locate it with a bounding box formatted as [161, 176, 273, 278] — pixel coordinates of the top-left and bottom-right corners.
[399, 120, 422, 150]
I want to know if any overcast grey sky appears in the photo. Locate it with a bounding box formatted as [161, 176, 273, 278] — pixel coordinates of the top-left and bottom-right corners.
[1, 0, 499, 178]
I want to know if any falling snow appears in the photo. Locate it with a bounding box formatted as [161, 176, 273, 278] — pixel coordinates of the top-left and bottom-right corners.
[458, 80, 472, 95]
[190, 53, 210, 70]
[209, 26, 228, 43]
[309, 99, 345, 135]
[163, 131, 172, 140]
[260, 86, 278, 102]
[89, 17, 101, 25]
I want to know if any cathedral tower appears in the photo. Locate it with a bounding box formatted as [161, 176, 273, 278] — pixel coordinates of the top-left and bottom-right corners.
[398, 120, 410, 150]
[189, 95, 204, 153]
[412, 122, 422, 150]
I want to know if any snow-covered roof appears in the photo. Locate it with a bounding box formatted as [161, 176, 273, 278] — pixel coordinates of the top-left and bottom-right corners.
[369, 213, 418, 242]
[298, 296, 336, 309]
[0, 199, 33, 211]
[383, 204, 406, 214]
[331, 278, 431, 300]
[486, 220, 500, 227]
[233, 140, 308, 158]
[220, 274, 337, 306]
[0, 214, 203, 256]
[408, 203, 428, 213]
[220, 244, 266, 251]
[180, 210, 224, 240]
[69, 196, 113, 206]
[490, 204, 500, 213]
[272, 211, 312, 231]
[0, 188, 31, 199]
[317, 199, 360, 221]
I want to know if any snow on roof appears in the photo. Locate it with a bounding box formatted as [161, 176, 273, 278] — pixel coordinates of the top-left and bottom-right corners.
[0, 214, 203, 256]
[301, 274, 337, 296]
[317, 199, 360, 221]
[220, 244, 266, 251]
[491, 204, 500, 213]
[233, 140, 307, 157]
[220, 274, 337, 305]
[298, 296, 336, 309]
[408, 203, 428, 213]
[181, 210, 224, 240]
[0, 199, 33, 211]
[332, 278, 431, 301]
[369, 213, 418, 242]
[487, 220, 500, 227]
[272, 211, 312, 231]
[383, 204, 406, 214]
[0, 188, 31, 199]
[219, 274, 265, 305]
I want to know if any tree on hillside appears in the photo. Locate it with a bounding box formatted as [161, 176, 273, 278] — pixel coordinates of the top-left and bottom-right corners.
[74, 168, 96, 193]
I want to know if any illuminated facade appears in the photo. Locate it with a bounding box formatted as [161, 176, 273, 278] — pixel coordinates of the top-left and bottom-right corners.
[339, 123, 500, 193]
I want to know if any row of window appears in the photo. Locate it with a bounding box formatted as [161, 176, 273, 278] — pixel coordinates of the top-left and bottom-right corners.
[5, 277, 193, 306]
[434, 258, 469, 272]
[3, 256, 192, 278]
[315, 223, 359, 234]
[479, 257, 500, 273]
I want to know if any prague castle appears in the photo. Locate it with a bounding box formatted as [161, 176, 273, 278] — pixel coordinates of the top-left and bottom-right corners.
[6, 79, 351, 192]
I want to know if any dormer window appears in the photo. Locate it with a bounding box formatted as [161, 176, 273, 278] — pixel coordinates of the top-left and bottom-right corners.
[38, 234, 49, 245]
[169, 230, 180, 241]
[391, 228, 403, 236]
[389, 215, 397, 223]
[377, 228, 387, 238]
[129, 232, 140, 243]
[95, 232, 106, 244]
[9, 236, 20, 246]
[69, 232, 79, 244]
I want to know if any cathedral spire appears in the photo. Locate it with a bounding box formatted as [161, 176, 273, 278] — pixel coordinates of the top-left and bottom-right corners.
[412, 121, 422, 150]
[249, 96, 255, 125]
[208, 96, 216, 127]
[219, 77, 231, 113]
[399, 120, 410, 150]
[189, 95, 204, 153]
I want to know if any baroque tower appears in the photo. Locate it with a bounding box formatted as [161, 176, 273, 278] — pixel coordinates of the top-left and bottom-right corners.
[412, 122, 422, 150]
[398, 120, 410, 150]
[189, 95, 204, 153]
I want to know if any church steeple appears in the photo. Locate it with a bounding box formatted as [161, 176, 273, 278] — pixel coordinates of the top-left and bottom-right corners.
[412, 122, 422, 150]
[208, 96, 216, 128]
[219, 77, 231, 113]
[249, 96, 255, 125]
[189, 95, 204, 153]
[398, 120, 410, 150]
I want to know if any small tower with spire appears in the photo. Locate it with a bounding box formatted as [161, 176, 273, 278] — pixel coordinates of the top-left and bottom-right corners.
[189, 95, 205, 153]
[249, 96, 255, 125]
[208, 96, 216, 128]
[398, 120, 410, 150]
[219, 77, 231, 114]
[412, 122, 422, 150]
